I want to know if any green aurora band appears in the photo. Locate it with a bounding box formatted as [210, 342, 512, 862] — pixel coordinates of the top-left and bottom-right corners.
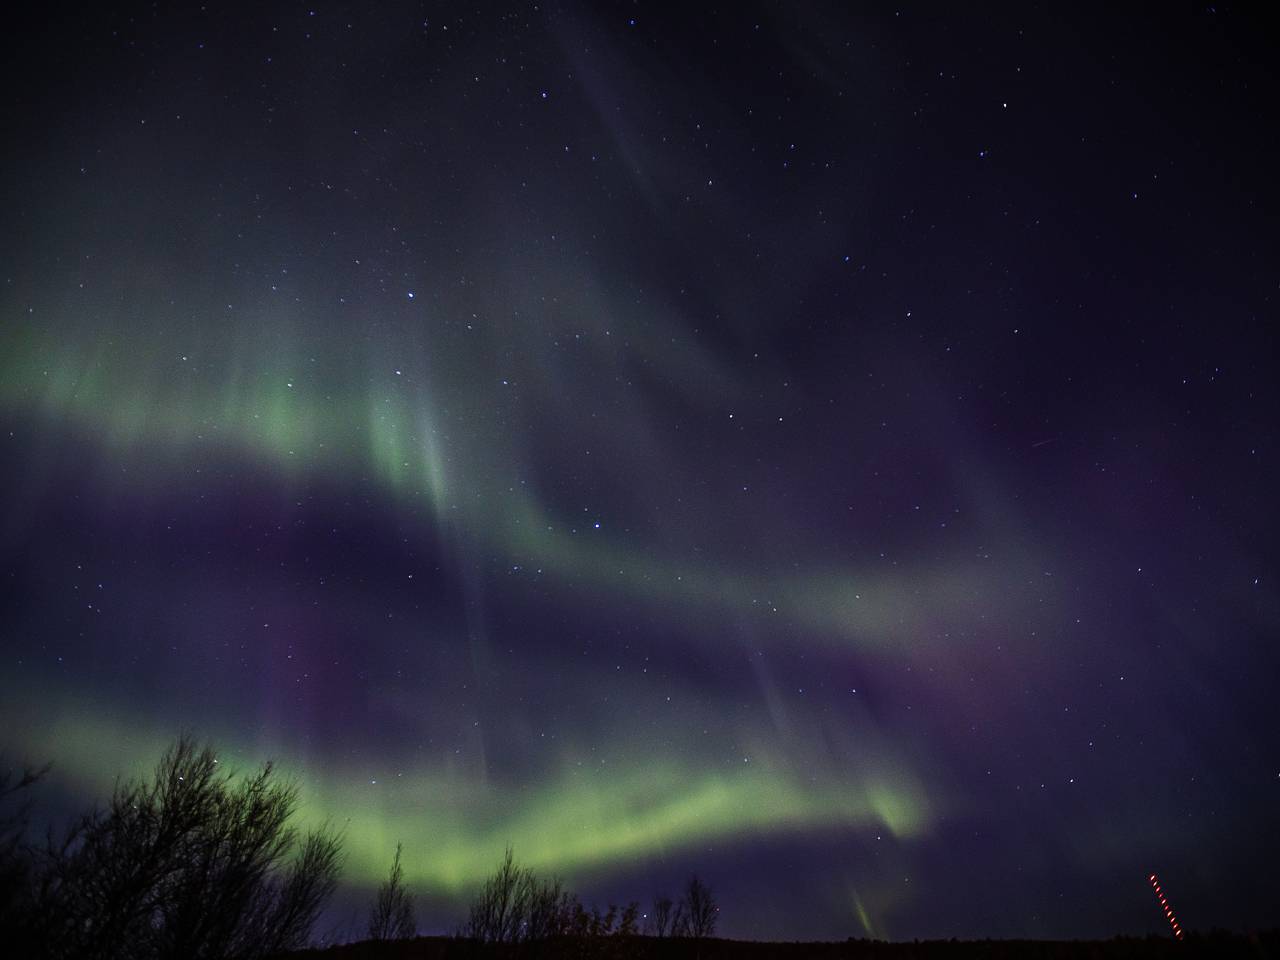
[1, 315, 1044, 657]
[0, 276, 1037, 907]
[8, 686, 930, 892]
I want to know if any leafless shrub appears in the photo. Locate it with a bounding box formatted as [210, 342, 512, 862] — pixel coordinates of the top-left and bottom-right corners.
[463, 846, 529, 944]
[14, 736, 342, 960]
[462, 848, 640, 946]
[367, 842, 416, 941]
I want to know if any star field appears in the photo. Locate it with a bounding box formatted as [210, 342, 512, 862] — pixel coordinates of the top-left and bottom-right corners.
[1, 2, 1277, 942]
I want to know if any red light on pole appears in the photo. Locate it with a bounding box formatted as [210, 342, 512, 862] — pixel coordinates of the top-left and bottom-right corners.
[1147, 873, 1184, 941]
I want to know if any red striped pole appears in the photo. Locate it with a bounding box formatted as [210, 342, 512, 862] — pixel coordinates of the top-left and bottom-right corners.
[1148, 873, 1184, 941]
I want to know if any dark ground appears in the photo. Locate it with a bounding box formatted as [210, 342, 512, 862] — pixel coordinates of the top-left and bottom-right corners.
[286, 931, 1278, 960]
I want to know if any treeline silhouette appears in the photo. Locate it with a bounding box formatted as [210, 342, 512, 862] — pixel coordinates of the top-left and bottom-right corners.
[4, 739, 1275, 959]
[299, 931, 1279, 960]
[458, 845, 716, 944]
[0, 737, 719, 958]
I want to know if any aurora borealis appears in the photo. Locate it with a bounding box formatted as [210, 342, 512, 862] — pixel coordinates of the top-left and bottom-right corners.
[2, 1, 1277, 942]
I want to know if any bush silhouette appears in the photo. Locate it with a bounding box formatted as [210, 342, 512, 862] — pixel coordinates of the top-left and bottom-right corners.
[462, 845, 552, 944]
[2, 736, 342, 960]
[461, 847, 642, 946]
[367, 842, 416, 941]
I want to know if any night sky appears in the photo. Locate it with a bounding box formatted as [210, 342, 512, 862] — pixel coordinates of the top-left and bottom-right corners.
[2, 1, 1277, 943]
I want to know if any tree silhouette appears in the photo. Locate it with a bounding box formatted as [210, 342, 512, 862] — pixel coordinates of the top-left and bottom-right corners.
[617, 901, 641, 936]
[648, 894, 674, 937]
[678, 873, 718, 939]
[463, 845, 531, 944]
[671, 901, 688, 937]
[6, 736, 342, 960]
[367, 841, 416, 941]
